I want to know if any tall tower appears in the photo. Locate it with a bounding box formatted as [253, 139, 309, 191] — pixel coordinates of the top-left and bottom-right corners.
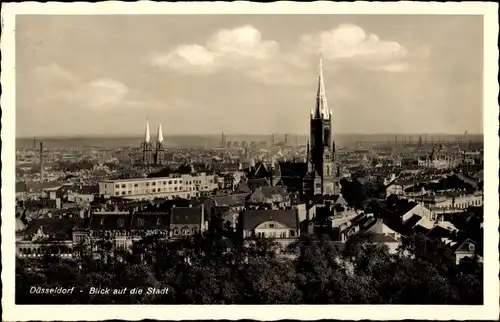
[141, 119, 153, 165]
[155, 124, 165, 166]
[39, 142, 44, 186]
[306, 56, 339, 198]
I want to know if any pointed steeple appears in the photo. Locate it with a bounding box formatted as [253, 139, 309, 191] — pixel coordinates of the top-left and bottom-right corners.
[314, 54, 330, 120]
[144, 118, 151, 143]
[157, 124, 164, 143]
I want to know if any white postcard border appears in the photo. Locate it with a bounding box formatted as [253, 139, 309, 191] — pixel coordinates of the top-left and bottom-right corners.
[1, 1, 498, 320]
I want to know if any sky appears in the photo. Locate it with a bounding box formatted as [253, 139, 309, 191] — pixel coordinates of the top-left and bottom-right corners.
[16, 15, 483, 137]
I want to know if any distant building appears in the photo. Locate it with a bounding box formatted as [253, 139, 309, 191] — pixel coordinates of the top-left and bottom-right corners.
[98, 172, 218, 200]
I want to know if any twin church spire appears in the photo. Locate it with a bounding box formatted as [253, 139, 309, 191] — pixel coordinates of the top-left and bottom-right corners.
[142, 118, 164, 165]
[143, 118, 163, 144]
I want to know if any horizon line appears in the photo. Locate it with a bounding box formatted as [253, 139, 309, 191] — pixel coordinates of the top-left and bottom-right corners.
[17, 132, 484, 140]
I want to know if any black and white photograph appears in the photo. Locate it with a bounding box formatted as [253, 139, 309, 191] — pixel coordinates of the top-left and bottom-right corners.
[2, 1, 498, 320]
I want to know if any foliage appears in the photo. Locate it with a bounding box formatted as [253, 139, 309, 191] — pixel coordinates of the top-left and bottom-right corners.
[16, 231, 483, 304]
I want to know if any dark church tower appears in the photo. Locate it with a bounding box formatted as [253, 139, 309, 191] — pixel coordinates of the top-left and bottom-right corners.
[306, 56, 340, 198]
[155, 124, 165, 165]
[141, 119, 154, 165]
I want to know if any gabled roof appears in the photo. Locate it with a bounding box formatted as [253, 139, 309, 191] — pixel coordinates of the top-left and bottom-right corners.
[426, 225, 451, 240]
[242, 209, 298, 231]
[453, 238, 477, 253]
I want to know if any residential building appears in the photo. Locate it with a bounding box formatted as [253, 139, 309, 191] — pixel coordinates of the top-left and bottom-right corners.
[169, 205, 207, 238]
[98, 172, 218, 200]
[241, 209, 300, 248]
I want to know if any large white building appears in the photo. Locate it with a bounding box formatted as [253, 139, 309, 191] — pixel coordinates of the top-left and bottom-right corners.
[98, 172, 218, 200]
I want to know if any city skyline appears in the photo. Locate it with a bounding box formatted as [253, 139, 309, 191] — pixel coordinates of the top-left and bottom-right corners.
[16, 15, 483, 137]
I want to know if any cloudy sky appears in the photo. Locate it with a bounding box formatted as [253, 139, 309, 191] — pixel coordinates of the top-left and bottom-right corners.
[16, 15, 483, 137]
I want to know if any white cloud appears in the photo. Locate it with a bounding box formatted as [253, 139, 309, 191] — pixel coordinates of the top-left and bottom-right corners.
[150, 25, 279, 74]
[150, 23, 416, 83]
[206, 25, 279, 60]
[299, 24, 407, 60]
[31, 64, 131, 109]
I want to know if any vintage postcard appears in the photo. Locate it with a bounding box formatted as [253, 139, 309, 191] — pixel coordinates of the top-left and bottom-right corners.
[1, 1, 499, 320]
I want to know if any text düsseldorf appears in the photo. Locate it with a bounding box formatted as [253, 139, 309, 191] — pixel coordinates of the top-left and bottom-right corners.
[30, 286, 75, 295]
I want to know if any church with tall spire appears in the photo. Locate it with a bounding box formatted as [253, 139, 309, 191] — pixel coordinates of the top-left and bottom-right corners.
[141, 119, 154, 165]
[303, 56, 340, 201]
[155, 124, 165, 165]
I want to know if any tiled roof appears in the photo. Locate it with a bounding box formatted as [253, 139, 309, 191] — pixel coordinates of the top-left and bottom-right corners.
[213, 193, 249, 207]
[242, 209, 298, 230]
[130, 214, 170, 230]
[170, 206, 203, 225]
[89, 214, 131, 230]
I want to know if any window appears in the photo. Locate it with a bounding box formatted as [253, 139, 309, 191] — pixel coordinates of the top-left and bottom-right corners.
[115, 184, 120, 188]
[152, 182, 156, 186]
[121, 184, 126, 188]
[121, 191, 126, 195]
[290, 230, 295, 237]
[115, 192, 119, 196]
[174, 229, 179, 235]
[128, 191, 132, 194]
[269, 223, 275, 228]
[134, 184, 138, 187]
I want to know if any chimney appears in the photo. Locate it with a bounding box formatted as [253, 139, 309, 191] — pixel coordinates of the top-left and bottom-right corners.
[39, 142, 44, 188]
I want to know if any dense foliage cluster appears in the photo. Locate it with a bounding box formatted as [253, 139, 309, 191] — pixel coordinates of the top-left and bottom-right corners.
[16, 231, 483, 304]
